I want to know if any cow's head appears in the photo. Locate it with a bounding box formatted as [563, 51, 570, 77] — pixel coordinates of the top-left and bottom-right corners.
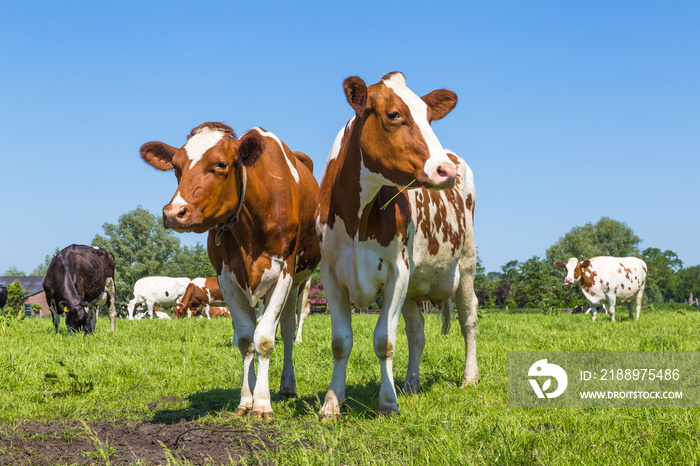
[140, 122, 262, 233]
[344, 72, 458, 189]
[60, 300, 96, 334]
[556, 258, 591, 284]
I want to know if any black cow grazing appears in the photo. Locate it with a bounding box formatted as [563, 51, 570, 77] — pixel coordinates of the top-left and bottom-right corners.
[42, 244, 117, 334]
[0, 285, 7, 311]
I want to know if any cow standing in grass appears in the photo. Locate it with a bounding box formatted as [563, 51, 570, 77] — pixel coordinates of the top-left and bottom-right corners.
[126, 276, 191, 320]
[141, 122, 320, 420]
[316, 72, 478, 418]
[43, 244, 117, 334]
[556, 256, 647, 321]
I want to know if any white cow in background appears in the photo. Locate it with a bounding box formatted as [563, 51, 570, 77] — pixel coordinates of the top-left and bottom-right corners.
[127, 276, 192, 320]
[556, 256, 647, 321]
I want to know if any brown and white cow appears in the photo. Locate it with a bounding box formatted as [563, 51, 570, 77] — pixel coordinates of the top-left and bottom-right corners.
[556, 256, 647, 321]
[141, 122, 320, 420]
[173, 277, 226, 318]
[315, 72, 479, 418]
[208, 306, 231, 318]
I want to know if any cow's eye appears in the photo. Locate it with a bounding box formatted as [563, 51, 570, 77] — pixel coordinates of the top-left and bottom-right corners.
[216, 161, 228, 170]
[387, 111, 400, 121]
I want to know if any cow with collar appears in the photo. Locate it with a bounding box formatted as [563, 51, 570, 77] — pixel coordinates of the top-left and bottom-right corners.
[316, 72, 479, 418]
[141, 122, 320, 420]
[556, 256, 647, 321]
[42, 244, 117, 334]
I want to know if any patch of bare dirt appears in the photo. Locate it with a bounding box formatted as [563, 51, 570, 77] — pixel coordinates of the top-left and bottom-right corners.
[0, 417, 304, 465]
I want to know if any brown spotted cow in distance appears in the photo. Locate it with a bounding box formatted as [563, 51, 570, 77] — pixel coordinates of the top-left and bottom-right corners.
[173, 277, 226, 318]
[316, 72, 479, 418]
[556, 256, 647, 321]
[141, 122, 320, 420]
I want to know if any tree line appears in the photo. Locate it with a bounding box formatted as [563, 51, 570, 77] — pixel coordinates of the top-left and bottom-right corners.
[474, 217, 700, 309]
[3, 212, 699, 313]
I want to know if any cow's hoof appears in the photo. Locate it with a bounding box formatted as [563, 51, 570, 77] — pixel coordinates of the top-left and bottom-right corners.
[377, 408, 400, 417]
[233, 406, 251, 418]
[403, 381, 420, 394]
[318, 410, 341, 422]
[279, 390, 297, 399]
[250, 410, 274, 422]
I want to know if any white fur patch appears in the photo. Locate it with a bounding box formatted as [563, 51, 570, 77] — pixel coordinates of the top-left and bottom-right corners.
[184, 127, 225, 169]
[172, 192, 187, 206]
[191, 277, 206, 288]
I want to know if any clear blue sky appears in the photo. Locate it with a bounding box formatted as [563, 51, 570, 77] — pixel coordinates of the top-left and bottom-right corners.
[1, 1, 698, 275]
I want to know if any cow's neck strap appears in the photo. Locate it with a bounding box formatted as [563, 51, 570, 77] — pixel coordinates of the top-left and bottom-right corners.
[215, 164, 247, 247]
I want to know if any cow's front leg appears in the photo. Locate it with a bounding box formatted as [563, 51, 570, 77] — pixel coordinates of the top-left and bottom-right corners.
[50, 306, 60, 333]
[251, 272, 294, 421]
[218, 269, 257, 417]
[401, 300, 425, 394]
[320, 265, 352, 420]
[374, 266, 409, 415]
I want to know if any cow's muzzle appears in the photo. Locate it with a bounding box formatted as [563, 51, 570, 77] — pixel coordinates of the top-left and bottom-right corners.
[162, 203, 204, 232]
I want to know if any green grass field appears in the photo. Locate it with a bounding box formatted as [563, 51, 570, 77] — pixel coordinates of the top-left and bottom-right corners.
[1, 306, 698, 465]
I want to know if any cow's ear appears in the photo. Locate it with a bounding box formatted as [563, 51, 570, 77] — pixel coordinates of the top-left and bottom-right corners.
[141, 142, 177, 171]
[422, 89, 458, 122]
[555, 261, 566, 268]
[58, 300, 69, 314]
[343, 76, 368, 113]
[238, 132, 264, 167]
[581, 260, 591, 268]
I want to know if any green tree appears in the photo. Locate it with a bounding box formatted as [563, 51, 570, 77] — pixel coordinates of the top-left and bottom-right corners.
[515, 256, 562, 309]
[676, 265, 700, 303]
[92, 206, 185, 301]
[4, 280, 26, 317]
[171, 243, 216, 279]
[641, 248, 682, 303]
[3, 266, 26, 276]
[546, 217, 641, 264]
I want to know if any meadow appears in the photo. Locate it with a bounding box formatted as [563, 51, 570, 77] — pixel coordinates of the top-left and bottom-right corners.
[0, 306, 698, 465]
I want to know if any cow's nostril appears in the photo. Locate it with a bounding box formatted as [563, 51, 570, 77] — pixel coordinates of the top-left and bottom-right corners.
[177, 207, 188, 219]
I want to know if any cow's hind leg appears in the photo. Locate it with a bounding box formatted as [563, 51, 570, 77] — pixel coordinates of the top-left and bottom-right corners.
[635, 287, 644, 321]
[278, 289, 298, 398]
[456, 254, 479, 387]
[402, 300, 425, 394]
[295, 280, 312, 343]
[105, 277, 116, 331]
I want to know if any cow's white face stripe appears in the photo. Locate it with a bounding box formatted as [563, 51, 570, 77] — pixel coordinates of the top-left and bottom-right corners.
[249, 127, 299, 182]
[184, 127, 225, 169]
[172, 192, 187, 206]
[383, 73, 452, 183]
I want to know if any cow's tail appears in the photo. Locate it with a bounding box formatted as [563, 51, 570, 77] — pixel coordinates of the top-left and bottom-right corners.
[105, 277, 117, 331]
